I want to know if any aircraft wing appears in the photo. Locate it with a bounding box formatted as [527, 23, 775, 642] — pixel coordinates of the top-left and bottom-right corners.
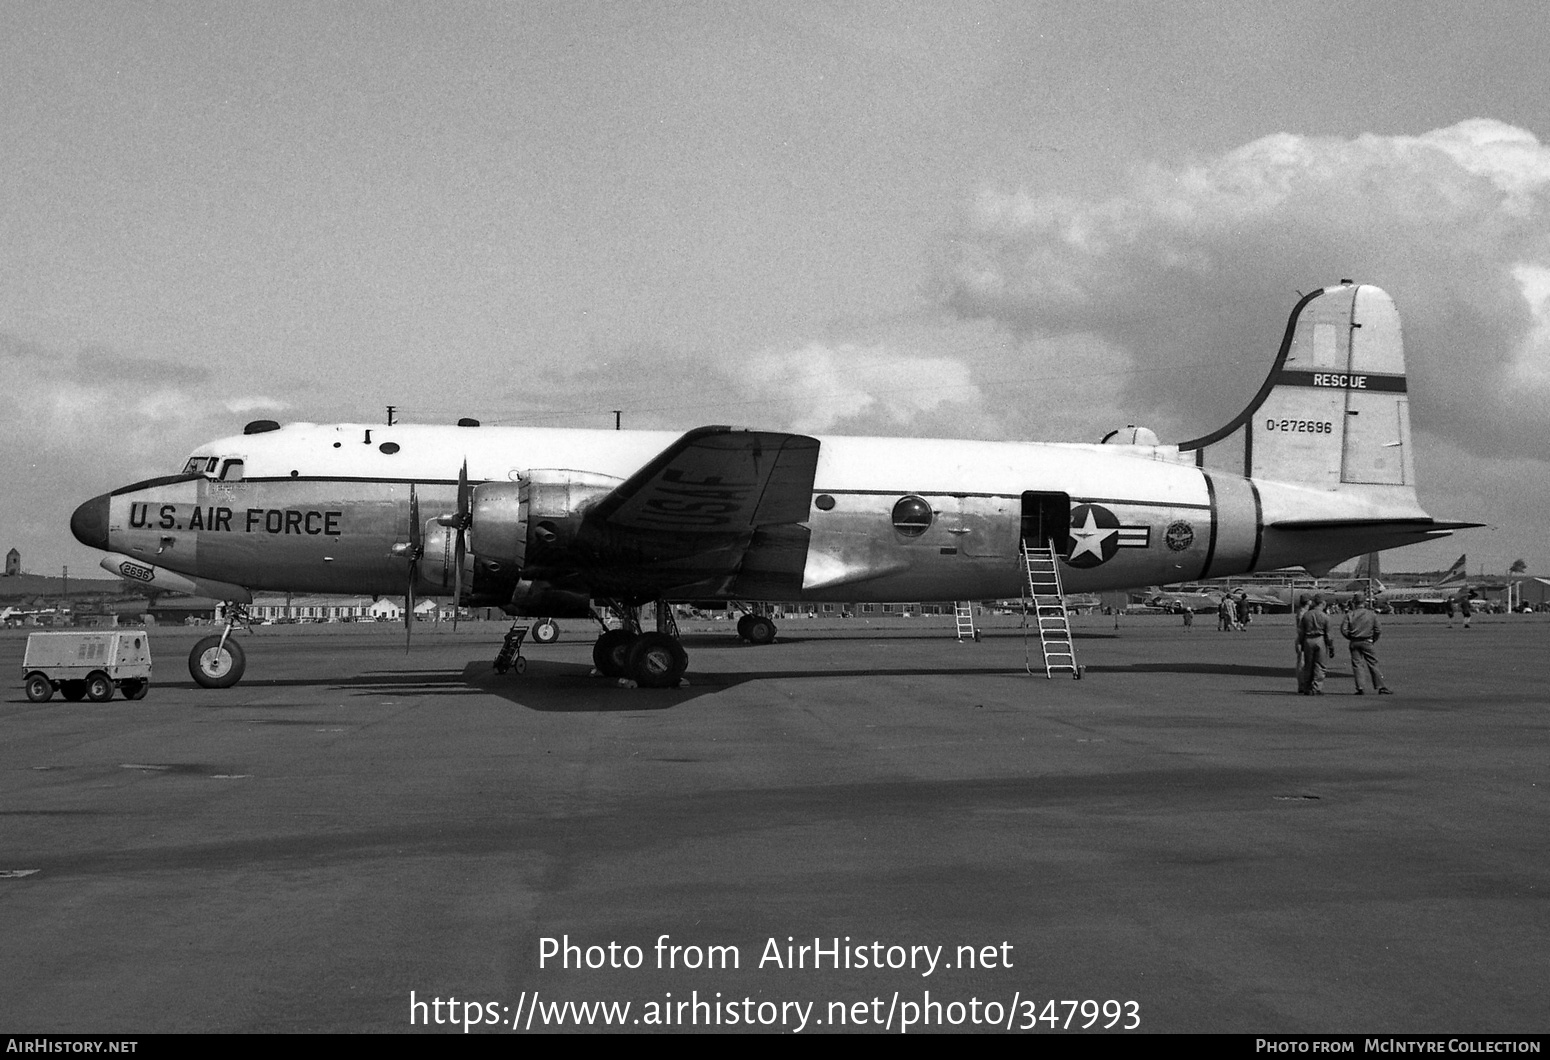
[573, 426, 821, 599]
[589, 426, 820, 532]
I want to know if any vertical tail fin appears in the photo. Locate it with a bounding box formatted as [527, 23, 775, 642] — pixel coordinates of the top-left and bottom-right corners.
[1434, 555, 1468, 587]
[1181, 283, 1415, 493]
[1343, 551, 1382, 591]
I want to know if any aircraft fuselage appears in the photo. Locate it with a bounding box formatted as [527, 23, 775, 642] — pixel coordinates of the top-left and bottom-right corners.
[74, 421, 1435, 608]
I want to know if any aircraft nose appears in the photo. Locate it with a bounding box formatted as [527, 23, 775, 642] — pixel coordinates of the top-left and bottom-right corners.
[70, 493, 111, 551]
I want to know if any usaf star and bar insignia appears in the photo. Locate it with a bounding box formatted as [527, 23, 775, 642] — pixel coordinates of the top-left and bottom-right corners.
[1064, 503, 1151, 568]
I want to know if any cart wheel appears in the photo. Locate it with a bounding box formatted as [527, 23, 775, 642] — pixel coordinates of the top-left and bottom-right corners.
[514, 656, 527, 675]
[61, 681, 87, 701]
[25, 673, 53, 703]
[85, 671, 115, 702]
[121, 678, 150, 700]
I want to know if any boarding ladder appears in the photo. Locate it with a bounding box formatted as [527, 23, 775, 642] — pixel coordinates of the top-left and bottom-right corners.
[954, 601, 979, 642]
[1022, 541, 1081, 679]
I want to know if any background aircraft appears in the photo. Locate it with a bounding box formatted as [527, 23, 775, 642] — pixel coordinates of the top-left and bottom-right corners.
[1369, 554, 1483, 612]
[70, 283, 1476, 689]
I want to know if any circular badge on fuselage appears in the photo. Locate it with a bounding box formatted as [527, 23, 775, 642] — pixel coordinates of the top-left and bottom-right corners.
[1164, 520, 1195, 552]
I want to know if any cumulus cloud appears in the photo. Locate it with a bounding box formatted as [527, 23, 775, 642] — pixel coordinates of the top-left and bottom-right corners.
[940, 119, 1550, 457]
[732, 342, 986, 436]
[484, 336, 995, 439]
[0, 334, 280, 483]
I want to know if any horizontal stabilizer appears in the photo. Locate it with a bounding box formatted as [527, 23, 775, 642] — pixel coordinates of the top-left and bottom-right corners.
[1270, 518, 1484, 532]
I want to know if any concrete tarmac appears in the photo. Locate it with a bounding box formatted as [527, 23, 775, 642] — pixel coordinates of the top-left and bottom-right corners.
[2, 613, 1545, 1033]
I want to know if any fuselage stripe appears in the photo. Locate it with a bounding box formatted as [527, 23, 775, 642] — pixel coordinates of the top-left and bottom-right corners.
[1199, 472, 1220, 581]
[1248, 480, 1264, 573]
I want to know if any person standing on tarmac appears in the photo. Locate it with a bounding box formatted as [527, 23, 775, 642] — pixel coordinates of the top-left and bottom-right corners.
[1461, 590, 1477, 629]
[1297, 595, 1335, 695]
[1293, 597, 1310, 676]
[1340, 595, 1392, 695]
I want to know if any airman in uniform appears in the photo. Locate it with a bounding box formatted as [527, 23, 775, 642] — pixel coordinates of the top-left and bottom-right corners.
[1297, 595, 1335, 695]
[1340, 595, 1392, 695]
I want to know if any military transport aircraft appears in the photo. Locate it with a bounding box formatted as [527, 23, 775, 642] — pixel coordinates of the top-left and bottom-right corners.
[69, 282, 1477, 689]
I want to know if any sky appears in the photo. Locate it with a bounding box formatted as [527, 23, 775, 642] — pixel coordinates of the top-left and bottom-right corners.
[4, 1, 1548, 581]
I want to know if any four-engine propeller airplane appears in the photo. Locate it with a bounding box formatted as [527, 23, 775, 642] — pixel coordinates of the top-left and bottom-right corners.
[69, 282, 1477, 689]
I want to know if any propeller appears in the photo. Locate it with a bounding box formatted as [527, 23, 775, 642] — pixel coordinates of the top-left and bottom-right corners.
[436, 460, 472, 631]
[390, 483, 423, 651]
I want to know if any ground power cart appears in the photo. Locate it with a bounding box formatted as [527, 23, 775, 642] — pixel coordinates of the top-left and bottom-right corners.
[22, 631, 153, 702]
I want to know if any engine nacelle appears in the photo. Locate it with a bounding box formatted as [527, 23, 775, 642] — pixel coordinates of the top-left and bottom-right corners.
[467, 470, 624, 573]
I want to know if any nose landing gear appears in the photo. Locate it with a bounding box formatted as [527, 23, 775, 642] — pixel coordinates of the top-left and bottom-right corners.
[189, 603, 250, 689]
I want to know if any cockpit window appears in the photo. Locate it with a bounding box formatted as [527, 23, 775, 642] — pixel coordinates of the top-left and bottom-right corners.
[218, 459, 244, 482]
[181, 456, 219, 476]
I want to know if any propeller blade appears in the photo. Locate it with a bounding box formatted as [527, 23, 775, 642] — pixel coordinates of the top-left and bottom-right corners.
[451, 461, 470, 632]
[452, 529, 465, 632]
[405, 483, 420, 652]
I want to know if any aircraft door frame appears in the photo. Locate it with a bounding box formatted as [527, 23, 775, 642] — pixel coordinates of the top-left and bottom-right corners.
[1020, 491, 1071, 554]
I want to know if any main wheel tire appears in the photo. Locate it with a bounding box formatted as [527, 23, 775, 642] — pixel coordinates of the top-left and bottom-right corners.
[85, 672, 115, 702]
[626, 632, 688, 689]
[592, 629, 637, 677]
[24, 674, 53, 702]
[744, 616, 777, 645]
[736, 614, 754, 640]
[189, 635, 246, 689]
[121, 678, 150, 700]
[530, 619, 560, 644]
[61, 681, 87, 701]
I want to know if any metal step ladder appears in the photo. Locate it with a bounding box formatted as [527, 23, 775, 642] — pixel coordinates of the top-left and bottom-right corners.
[954, 601, 979, 642]
[1022, 541, 1081, 679]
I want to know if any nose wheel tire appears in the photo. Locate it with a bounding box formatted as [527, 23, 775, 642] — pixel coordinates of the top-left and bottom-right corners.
[190, 635, 247, 689]
[530, 619, 560, 644]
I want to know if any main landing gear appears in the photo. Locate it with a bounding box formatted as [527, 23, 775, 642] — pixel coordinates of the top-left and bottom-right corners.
[590, 601, 689, 689]
[735, 611, 777, 645]
[189, 603, 250, 689]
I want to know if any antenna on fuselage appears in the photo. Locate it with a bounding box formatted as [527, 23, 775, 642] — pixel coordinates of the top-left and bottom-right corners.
[386, 405, 397, 427]
[613, 410, 622, 430]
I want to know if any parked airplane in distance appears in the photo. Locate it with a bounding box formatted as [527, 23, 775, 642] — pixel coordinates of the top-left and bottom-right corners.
[1371, 555, 1474, 612]
[70, 282, 1477, 688]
